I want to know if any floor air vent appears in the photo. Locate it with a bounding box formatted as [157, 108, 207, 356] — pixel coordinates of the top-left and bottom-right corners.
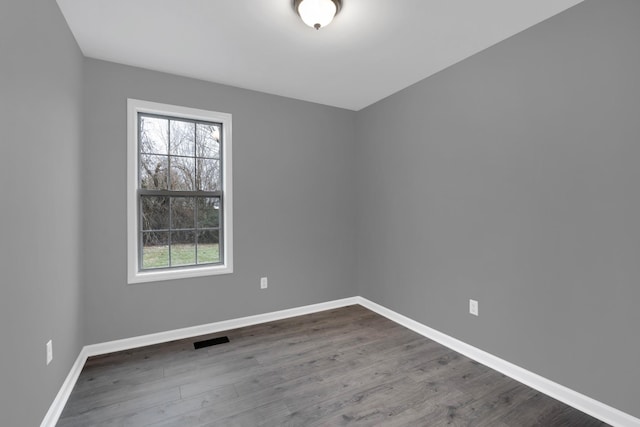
[193, 336, 230, 349]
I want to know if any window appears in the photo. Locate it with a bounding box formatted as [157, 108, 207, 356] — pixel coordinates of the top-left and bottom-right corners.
[127, 99, 232, 283]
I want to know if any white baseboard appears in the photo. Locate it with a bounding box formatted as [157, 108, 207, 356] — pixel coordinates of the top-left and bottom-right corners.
[356, 296, 640, 427]
[40, 347, 89, 427]
[83, 297, 359, 357]
[40, 297, 358, 427]
[41, 295, 639, 427]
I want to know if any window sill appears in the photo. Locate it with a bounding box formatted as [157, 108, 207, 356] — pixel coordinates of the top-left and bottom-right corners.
[128, 263, 233, 284]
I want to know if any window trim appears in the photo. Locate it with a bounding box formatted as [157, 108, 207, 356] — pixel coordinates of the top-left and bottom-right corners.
[127, 99, 233, 284]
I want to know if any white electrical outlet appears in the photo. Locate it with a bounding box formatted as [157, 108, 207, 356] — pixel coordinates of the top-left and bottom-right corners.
[46, 340, 53, 365]
[260, 277, 268, 289]
[469, 299, 479, 316]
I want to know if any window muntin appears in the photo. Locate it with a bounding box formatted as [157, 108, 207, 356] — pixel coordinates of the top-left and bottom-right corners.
[127, 99, 232, 283]
[138, 114, 223, 270]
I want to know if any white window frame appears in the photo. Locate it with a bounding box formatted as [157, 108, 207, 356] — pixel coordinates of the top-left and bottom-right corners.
[127, 99, 233, 284]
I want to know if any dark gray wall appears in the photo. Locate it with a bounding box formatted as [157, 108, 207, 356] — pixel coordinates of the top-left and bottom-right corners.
[82, 59, 357, 344]
[355, 0, 640, 417]
[0, 1, 84, 426]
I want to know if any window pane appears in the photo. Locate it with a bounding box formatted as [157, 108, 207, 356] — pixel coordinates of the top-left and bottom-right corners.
[170, 156, 196, 191]
[141, 196, 169, 230]
[197, 158, 221, 191]
[197, 230, 220, 264]
[170, 120, 195, 157]
[171, 231, 195, 266]
[142, 231, 169, 269]
[197, 197, 220, 228]
[170, 197, 195, 229]
[140, 154, 168, 190]
[196, 123, 220, 158]
[140, 116, 168, 155]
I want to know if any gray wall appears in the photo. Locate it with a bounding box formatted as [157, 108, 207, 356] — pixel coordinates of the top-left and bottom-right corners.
[0, 1, 84, 426]
[355, 0, 640, 417]
[82, 59, 357, 344]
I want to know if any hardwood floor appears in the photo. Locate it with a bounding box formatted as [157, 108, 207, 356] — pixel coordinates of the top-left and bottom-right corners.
[57, 305, 608, 426]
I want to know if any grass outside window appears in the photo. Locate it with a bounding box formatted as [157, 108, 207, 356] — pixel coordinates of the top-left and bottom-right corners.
[142, 243, 220, 269]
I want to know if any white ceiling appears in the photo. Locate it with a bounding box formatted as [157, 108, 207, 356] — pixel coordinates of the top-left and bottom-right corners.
[57, 0, 583, 111]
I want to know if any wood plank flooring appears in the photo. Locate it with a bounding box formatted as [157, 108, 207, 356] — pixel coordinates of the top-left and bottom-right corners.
[57, 305, 608, 426]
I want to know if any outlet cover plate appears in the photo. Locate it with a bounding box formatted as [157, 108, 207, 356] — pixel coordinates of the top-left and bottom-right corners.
[469, 299, 479, 316]
[46, 340, 53, 365]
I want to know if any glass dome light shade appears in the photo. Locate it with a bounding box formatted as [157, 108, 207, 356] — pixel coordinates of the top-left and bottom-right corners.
[296, 0, 340, 30]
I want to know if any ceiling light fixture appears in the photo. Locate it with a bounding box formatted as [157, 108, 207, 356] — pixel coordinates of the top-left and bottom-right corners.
[294, 0, 342, 30]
